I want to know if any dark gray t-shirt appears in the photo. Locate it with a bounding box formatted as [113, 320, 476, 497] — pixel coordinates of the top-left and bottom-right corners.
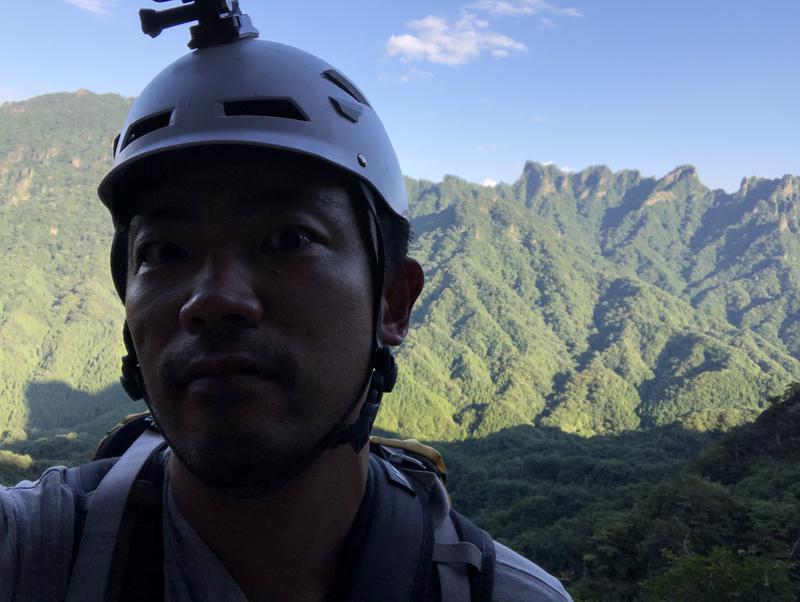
[1, 461, 572, 601]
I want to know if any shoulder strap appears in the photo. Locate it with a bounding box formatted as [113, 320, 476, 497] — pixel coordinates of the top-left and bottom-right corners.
[431, 500, 496, 602]
[65, 428, 165, 602]
[374, 442, 496, 602]
[347, 454, 435, 601]
[106, 447, 167, 602]
[64, 457, 117, 572]
[446, 511, 496, 602]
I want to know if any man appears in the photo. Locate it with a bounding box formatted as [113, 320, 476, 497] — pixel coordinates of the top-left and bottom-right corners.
[1, 2, 572, 600]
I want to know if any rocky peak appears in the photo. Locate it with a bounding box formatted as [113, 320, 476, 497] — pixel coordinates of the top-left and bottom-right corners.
[572, 165, 612, 189]
[660, 165, 698, 189]
[739, 176, 758, 196]
[522, 161, 561, 197]
[780, 175, 799, 198]
[735, 175, 800, 208]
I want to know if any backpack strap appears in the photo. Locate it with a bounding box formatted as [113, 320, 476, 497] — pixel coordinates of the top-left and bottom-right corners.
[446, 511, 496, 602]
[65, 427, 165, 602]
[433, 511, 475, 602]
[428, 477, 495, 602]
[64, 457, 117, 573]
[63, 432, 492, 602]
[373, 442, 496, 602]
[106, 447, 167, 602]
[346, 454, 435, 601]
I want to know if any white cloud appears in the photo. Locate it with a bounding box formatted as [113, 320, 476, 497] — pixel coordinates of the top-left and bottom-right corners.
[467, 0, 582, 18]
[386, 14, 526, 66]
[483, 178, 498, 187]
[386, 1, 579, 67]
[65, 0, 112, 16]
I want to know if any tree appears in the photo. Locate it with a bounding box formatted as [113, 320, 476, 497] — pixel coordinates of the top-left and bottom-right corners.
[643, 548, 795, 601]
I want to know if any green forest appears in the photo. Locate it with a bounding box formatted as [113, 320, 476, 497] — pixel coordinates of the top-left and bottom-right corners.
[1, 92, 799, 598]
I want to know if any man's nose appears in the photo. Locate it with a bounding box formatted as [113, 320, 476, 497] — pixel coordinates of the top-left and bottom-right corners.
[179, 258, 264, 335]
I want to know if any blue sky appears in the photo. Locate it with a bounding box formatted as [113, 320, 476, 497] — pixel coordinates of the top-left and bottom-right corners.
[2, 0, 799, 191]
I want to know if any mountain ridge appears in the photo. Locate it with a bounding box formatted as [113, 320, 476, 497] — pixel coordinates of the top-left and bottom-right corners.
[2, 91, 800, 444]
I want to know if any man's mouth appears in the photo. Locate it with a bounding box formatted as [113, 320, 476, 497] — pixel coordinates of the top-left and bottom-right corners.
[162, 344, 299, 393]
[182, 356, 275, 387]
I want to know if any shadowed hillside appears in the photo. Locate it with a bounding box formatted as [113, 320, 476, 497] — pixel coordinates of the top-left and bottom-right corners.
[435, 387, 800, 600]
[5, 381, 796, 600]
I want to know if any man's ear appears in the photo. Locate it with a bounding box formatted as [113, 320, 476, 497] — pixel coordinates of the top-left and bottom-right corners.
[381, 258, 424, 346]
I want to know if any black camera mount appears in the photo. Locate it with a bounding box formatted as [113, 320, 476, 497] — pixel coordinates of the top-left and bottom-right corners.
[139, 0, 258, 49]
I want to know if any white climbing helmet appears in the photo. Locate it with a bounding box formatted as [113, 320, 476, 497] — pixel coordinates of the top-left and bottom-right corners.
[97, 36, 407, 220]
[103, 4, 404, 463]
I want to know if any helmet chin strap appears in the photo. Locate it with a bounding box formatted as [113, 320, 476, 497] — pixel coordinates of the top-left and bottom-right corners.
[117, 182, 397, 497]
[325, 181, 397, 453]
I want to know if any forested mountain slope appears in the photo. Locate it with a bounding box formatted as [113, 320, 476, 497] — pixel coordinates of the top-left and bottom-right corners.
[0, 92, 138, 443]
[437, 384, 800, 600]
[393, 163, 800, 437]
[2, 91, 800, 445]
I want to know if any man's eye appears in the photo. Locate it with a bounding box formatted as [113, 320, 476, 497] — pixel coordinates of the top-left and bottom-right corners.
[138, 241, 187, 266]
[262, 227, 313, 251]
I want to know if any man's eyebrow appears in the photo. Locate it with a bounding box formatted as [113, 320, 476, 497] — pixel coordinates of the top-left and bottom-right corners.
[128, 204, 197, 248]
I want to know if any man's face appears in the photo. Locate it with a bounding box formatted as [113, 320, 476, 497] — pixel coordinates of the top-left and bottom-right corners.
[124, 160, 375, 489]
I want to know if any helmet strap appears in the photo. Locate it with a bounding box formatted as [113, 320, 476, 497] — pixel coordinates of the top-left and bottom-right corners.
[121, 322, 145, 401]
[327, 346, 397, 452]
[323, 181, 395, 452]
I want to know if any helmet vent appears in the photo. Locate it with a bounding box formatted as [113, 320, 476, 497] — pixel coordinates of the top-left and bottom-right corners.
[121, 109, 173, 151]
[322, 70, 371, 107]
[223, 98, 309, 121]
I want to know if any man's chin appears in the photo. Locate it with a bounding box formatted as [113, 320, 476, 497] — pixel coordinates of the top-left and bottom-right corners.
[170, 432, 317, 498]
